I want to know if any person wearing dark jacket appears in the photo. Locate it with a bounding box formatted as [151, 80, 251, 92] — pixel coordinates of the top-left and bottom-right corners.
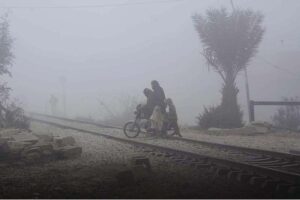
[141, 88, 156, 119]
[151, 80, 166, 112]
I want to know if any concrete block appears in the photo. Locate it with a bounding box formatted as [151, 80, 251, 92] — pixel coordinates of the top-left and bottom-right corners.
[53, 136, 76, 147]
[0, 128, 23, 138]
[12, 132, 39, 144]
[251, 121, 272, 129]
[5, 141, 31, 159]
[7, 140, 32, 153]
[54, 146, 82, 159]
[21, 148, 42, 163]
[29, 141, 54, 156]
[130, 156, 152, 171]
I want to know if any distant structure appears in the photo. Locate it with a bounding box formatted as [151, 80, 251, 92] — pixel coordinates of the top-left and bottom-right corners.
[49, 95, 58, 116]
[59, 76, 67, 117]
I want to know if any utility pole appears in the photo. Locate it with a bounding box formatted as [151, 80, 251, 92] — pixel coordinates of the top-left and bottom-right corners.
[59, 76, 67, 117]
[230, 0, 235, 10]
[244, 68, 251, 122]
[230, 0, 252, 122]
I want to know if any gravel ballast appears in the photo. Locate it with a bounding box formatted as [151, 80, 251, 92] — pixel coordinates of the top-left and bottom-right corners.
[0, 121, 275, 198]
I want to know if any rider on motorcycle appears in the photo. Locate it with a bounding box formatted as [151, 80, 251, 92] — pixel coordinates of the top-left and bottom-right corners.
[140, 88, 156, 119]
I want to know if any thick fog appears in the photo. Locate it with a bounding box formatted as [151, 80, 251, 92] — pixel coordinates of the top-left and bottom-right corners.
[2, 0, 300, 124]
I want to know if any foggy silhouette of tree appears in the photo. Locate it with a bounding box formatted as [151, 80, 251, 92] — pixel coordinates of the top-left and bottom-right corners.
[0, 14, 29, 128]
[272, 97, 300, 130]
[0, 14, 14, 76]
[193, 8, 264, 128]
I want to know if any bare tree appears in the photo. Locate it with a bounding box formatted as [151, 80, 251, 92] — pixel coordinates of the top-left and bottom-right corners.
[193, 8, 264, 128]
[99, 95, 139, 126]
[0, 14, 29, 128]
[0, 14, 14, 77]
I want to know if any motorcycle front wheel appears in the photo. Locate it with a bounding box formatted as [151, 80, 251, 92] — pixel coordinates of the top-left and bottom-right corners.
[123, 121, 140, 138]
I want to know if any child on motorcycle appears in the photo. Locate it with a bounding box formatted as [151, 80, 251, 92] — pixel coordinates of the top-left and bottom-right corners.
[165, 98, 182, 137]
[150, 106, 165, 134]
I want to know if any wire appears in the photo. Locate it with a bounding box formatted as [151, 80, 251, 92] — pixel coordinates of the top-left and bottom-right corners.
[0, 0, 183, 9]
[256, 55, 300, 81]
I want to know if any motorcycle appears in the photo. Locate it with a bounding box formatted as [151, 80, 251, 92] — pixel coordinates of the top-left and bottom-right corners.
[123, 105, 179, 138]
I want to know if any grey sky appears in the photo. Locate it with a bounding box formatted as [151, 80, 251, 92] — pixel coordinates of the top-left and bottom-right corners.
[1, 0, 300, 124]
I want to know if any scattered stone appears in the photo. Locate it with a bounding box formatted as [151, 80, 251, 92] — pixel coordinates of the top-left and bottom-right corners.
[289, 149, 300, 155]
[21, 149, 42, 163]
[116, 170, 135, 187]
[0, 128, 81, 163]
[130, 156, 152, 171]
[0, 128, 23, 138]
[208, 128, 222, 132]
[7, 140, 32, 156]
[250, 121, 273, 129]
[26, 141, 54, 156]
[128, 156, 152, 182]
[12, 132, 39, 144]
[53, 136, 76, 147]
[54, 145, 82, 159]
[34, 134, 54, 143]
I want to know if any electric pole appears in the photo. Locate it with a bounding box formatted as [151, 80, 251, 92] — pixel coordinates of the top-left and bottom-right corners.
[59, 76, 67, 117]
[230, 0, 252, 122]
[244, 68, 251, 122]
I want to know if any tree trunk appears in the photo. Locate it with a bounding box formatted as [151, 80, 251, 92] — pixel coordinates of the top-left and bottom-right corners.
[220, 78, 243, 128]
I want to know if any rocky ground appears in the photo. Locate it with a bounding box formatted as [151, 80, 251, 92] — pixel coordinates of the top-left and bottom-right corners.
[0, 122, 275, 199]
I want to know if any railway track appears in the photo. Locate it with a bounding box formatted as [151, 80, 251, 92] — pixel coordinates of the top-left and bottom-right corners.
[29, 113, 300, 197]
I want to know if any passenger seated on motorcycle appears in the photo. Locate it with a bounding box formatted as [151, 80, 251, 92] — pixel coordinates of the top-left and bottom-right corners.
[150, 105, 164, 134]
[140, 88, 156, 119]
[165, 98, 182, 137]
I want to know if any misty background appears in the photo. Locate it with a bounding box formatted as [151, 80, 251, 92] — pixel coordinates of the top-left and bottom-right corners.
[1, 0, 300, 125]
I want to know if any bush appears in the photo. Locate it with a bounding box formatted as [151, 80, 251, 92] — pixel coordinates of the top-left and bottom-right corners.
[272, 97, 300, 130]
[197, 105, 221, 129]
[2, 102, 30, 129]
[197, 104, 243, 129]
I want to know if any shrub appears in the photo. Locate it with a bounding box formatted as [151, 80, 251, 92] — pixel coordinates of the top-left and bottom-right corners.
[197, 105, 221, 129]
[272, 97, 300, 130]
[197, 104, 243, 129]
[2, 102, 30, 129]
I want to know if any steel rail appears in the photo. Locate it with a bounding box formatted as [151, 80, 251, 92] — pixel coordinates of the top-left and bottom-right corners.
[29, 112, 300, 161]
[30, 117, 300, 186]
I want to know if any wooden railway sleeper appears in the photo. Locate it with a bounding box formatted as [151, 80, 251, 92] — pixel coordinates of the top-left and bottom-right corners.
[275, 182, 294, 195]
[248, 156, 274, 162]
[247, 158, 275, 163]
[189, 161, 206, 168]
[227, 169, 242, 180]
[213, 167, 231, 178]
[253, 162, 294, 168]
[288, 186, 300, 198]
[249, 175, 269, 185]
[237, 171, 254, 183]
[195, 163, 211, 169]
[261, 178, 283, 191]
[247, 159, 288, 165]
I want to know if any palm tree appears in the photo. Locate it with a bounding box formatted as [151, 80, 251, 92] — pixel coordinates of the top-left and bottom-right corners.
[193, 8, 264, 128]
